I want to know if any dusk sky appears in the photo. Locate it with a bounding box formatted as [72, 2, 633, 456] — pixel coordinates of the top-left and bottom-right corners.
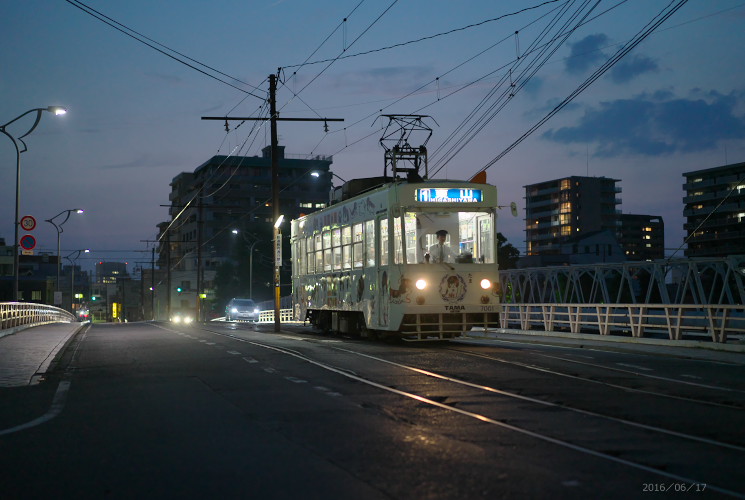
[2, 0, 744, 274]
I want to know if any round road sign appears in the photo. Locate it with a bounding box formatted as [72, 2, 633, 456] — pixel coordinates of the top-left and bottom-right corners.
[20, 215, 37, 231]
[19, 234, 37, 250]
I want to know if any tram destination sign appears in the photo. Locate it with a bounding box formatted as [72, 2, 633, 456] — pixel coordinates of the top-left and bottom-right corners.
[416, 188, 483, 203]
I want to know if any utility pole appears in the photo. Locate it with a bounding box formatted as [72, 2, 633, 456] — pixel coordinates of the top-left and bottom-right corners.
[202, 71, 343, 333]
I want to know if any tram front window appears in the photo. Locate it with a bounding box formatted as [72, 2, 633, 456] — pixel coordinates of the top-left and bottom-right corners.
[406, 211, 495, 264]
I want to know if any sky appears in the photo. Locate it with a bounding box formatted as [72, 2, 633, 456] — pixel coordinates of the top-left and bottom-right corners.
[2, 0, 744, 275]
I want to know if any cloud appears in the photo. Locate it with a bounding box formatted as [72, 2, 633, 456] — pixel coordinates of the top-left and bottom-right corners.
[610, 54, 658, 83]
[565, 34, 609, 74]
[542, 89, 745, 157]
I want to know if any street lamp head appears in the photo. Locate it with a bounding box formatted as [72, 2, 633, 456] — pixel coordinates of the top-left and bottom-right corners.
[75, 209, 84, 214]
[310, 172, 320, 178]
[83, 249, 90, 253]
[47, 106, 67, 116]
[274, 215, 285, 228]
[231, 229, 239, 235]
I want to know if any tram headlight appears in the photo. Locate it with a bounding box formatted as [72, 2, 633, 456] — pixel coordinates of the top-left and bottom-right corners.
[415, 279, 427, 290]
[480, 278, 492, 290]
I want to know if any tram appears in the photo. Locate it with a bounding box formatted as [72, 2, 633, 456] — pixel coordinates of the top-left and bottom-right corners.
[290, 116, 503, 340]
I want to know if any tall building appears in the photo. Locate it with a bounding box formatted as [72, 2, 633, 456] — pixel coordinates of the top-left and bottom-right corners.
[525, 176, 621, 256]
[683, 162, 745, 258]
[618, 214, 664, 261]
[158, 147, 333, 317]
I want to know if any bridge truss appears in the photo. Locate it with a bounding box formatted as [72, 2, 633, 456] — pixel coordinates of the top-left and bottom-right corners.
[496, 256, 745, 342]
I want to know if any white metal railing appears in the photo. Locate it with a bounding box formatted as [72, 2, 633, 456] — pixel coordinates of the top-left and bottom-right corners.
[258, 308, 295, 323]
[1, 302, 76, 331]
[499, 303, 745, 343]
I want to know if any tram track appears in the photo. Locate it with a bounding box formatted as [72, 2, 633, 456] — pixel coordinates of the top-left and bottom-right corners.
[197, 324, 745, 497]
[445, 346, 745, 410]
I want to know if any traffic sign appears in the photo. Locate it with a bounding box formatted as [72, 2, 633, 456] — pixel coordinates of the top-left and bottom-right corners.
[20, 215, 36, 231]
[19, 234, 36, 250]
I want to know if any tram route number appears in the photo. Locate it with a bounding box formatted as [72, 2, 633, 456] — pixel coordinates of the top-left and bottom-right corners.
[642, 483, 706, 493]
[480, 305, 497, 312]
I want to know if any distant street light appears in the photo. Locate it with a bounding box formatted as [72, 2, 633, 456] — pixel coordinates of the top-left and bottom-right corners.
[231, 229, 263, 300]
[46, 209, 84, 298]
[311, 170, 347, 185]
[1, 106, 68, 301]
[65, 248, 90, 312]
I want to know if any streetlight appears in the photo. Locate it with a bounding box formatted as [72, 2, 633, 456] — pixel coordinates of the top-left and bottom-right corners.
[310, 170, 347, 185]
[1, 106, 67, 301]
[46, 209, 84, 298]
[231, 229, 262, 300]
[65, 248, 90, 312]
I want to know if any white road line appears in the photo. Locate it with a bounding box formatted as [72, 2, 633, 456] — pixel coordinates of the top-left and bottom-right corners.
[242, 357, 258, 363]
[285, 376, 307, 383]
[0, 380, 71, 436]
[616, 363, 653, 371]
[226, 350, 241, 355]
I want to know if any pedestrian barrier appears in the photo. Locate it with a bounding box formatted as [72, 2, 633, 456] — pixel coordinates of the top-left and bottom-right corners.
[500, 303, 745, 343]
[0, 302, 76, 332]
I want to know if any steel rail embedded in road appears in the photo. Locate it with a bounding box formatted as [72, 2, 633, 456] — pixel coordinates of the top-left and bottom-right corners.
[190, 323, 745, 498]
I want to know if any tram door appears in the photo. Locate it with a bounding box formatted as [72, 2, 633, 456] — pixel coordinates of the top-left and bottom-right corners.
[376, 215, 389, 327]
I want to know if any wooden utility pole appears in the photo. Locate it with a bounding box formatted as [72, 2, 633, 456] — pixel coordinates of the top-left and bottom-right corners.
[202, 72, 343, 333]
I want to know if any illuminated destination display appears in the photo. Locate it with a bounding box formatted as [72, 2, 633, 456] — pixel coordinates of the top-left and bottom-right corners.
[416, 188, 483, 203]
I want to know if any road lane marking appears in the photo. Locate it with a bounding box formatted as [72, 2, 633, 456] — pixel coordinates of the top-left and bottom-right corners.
[242, 357, 258, 363]
[616, 363, 653, 371]
[226, 350, 241, 355]
[0, 380, 70, 436]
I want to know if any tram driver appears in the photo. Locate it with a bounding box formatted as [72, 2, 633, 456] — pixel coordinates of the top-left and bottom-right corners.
[426, 229, 455, 263]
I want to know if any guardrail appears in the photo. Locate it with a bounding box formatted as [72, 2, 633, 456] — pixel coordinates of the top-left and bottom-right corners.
[1, 302, 76, 332]
[500, 303, 745, 343]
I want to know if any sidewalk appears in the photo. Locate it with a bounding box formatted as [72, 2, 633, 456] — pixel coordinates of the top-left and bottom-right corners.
[0, 323, 84, 387]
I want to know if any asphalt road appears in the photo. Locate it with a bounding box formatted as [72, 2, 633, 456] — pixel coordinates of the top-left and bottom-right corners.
[1, 321, 744, 499]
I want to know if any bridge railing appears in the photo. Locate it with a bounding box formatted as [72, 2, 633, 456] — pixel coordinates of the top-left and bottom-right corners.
[499, 303, 745, 343]
[258, 309, 295, 323]
[1, 302, 76, 333]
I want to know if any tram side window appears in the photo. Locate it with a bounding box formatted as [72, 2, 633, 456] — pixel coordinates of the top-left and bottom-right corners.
[332, 228, 342, 271]
[380, 218, 389, 266]
[323, 230, 332, 271]
[404, 213, 418, 264]
[315, 233, 323, 274]
[365, 220, 375, 267]
[296, 238, 305, 275]
[306, 235, 315, 274]
[393, 216, 403, 264]
[342, 226, 352, 269]
[353, 223, 364, 268]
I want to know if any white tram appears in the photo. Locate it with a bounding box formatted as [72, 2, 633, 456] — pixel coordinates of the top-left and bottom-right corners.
[290, 176, 502, 340]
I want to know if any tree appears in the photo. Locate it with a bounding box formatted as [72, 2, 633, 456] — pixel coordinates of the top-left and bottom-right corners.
[497, 232, 520, 270]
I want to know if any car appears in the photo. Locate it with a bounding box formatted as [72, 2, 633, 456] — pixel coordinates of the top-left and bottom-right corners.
[225, 298, 259, 322]
[171, 311, 193, 324]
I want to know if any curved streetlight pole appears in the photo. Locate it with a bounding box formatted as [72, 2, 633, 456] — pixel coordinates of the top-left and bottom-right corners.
[0, 106, 67, 301]
[46, 209, 84, 297]
[65, 249, 90, 313]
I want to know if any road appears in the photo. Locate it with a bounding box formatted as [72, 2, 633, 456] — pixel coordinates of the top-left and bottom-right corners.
[1, 321, 744, 499]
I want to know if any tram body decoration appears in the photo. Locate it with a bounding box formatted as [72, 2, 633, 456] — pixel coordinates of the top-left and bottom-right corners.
[290, 178, 502, 340]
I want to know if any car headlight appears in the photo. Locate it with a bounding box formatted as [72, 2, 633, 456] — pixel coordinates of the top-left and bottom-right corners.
[172, 315, 181, 323]
[231, 307, 238, 313]
[480, 278, 491, 290]
[253, 308, 259, 314]
[415, 279, 427, 290]
[183, 316, 193, 324]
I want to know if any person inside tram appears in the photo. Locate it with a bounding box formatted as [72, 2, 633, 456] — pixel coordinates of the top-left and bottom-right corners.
[427, 229, 455, 263]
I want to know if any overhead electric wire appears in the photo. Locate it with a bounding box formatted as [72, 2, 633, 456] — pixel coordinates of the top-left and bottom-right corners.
[430, 0, 603, 176]
[64, 0, 264, 99]
[472, 0, 689, 177]
[282, 0, 566, 69]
